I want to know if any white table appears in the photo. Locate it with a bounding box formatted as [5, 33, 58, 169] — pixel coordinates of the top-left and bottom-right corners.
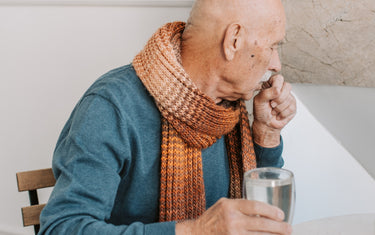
[292, 213, 375, 235]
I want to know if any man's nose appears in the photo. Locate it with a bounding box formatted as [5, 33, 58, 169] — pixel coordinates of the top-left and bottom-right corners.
[268, 50, 282, 73]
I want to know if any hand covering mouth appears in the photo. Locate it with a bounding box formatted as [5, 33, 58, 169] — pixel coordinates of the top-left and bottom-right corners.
[259, 70, 273, 90]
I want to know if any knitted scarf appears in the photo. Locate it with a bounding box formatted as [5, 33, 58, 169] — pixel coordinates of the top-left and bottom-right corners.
[133, 22, 256, 222]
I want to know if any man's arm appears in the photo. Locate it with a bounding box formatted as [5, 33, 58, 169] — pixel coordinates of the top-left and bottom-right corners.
[252, 74, 296, 148]
[254, 137, 284, 168]
[39, 95, 175, 235]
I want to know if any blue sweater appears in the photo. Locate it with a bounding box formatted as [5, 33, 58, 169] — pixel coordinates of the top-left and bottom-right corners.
[39, 64, 284, 235]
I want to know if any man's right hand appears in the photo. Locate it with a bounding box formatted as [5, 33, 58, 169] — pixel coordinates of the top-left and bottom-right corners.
[175, 198, 292, 235]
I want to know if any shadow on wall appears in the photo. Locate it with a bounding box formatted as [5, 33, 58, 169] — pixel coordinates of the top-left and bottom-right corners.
[282, 92, 375, 224]
[291, 84, 375, 179]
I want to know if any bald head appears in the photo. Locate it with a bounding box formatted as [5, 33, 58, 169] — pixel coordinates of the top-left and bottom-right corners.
[185, 0, 285, 37]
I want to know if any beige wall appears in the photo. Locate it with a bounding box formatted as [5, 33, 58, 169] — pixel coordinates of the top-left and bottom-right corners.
[0, 4, 191, 234]
[281, 0, 375, 87]
[1, 1, 374, 234]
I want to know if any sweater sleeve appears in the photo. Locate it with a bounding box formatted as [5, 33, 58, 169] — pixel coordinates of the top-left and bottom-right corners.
[254, 136, 284, 168]
[39, 95, 175, 235]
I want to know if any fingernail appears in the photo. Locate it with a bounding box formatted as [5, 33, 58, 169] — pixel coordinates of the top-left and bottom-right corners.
[271, 101, 277, 108]
[278, 210, 284, 220]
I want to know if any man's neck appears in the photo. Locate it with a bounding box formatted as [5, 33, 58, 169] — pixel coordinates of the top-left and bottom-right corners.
[181, 42, 223, 103]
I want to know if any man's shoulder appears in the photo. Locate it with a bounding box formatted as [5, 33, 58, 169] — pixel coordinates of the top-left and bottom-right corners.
[84, 64, 145, 101]
[92, 64, 139, 90]
[102, 64, 137, 79]
[81, 63, 159, 118]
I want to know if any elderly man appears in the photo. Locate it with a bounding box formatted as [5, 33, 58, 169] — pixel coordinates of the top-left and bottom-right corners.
[39, 0, 296, 234]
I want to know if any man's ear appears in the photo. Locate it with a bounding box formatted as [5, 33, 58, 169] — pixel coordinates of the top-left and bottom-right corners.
[223, 23, 243, 61]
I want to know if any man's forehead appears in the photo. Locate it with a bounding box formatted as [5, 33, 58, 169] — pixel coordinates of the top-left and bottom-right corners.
[188, 0, 285, 39]
[192, 0, 284, 16]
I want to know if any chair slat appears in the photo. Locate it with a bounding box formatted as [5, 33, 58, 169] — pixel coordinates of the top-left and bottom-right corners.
[17, 168, 55, 192]
[21, 204, 46, 227]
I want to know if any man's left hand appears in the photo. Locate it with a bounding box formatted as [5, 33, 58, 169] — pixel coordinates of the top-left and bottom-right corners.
[252, 74, 296, 147]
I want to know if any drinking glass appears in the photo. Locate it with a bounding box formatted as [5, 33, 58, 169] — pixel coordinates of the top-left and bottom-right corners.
[243, 167, 295, 223]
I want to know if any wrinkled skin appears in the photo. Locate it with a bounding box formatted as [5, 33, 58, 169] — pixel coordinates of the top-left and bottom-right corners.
[177, 0, 297, 234]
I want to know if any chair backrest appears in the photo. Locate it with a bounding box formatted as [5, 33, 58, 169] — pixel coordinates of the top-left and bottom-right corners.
[16, 168, 56, 234]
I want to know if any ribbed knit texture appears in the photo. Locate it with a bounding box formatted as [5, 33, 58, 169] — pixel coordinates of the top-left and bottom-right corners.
[133, 22, 256, 222]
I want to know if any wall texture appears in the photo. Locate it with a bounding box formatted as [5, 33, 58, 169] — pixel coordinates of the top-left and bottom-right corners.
[2, 0, 374, 88]
[281, 0, 375, 87]
[1, 1, 374, 234]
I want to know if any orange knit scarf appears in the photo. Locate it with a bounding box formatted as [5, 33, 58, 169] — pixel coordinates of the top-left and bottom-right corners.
[133, 22, 256, 222]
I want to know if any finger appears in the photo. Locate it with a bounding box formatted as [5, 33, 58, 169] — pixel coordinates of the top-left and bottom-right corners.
[277, 102, 296, 119]
[257, 75, 284, 102]
[270, 82, 292, 108]
[271, 94, 294, 115]
[243, 217, 292, 235]
[268, 74, 284, 93]
[269, 111, 296, 131]
[256, 86, 281, 104]
[269, 114, 294, 130]
[276, 110, 296, 124]
[238, 200, 285, 222]
[275, 96, 297, 120]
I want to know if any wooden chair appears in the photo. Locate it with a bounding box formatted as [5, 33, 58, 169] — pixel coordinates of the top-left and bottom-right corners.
[16, 168, 56, 234]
